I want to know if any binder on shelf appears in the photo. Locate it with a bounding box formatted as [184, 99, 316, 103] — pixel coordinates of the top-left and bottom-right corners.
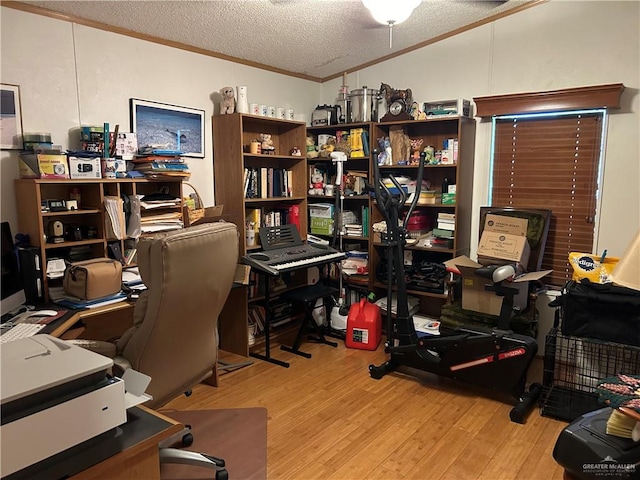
[104, 195, 126, 240]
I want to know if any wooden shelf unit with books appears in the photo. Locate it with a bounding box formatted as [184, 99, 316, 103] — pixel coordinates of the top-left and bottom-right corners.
[369, 116, 476, 317]
[14, 177, 184, 303]
[212, 113, 308, 358]
[306, 122, 374, 290]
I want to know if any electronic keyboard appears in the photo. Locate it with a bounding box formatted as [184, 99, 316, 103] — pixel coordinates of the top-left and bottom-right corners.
[243, 224, 345, 275]
[243, 244, 345, 276]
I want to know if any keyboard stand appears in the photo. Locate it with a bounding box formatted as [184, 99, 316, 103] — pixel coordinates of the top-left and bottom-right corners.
[250, 274, 290, 368]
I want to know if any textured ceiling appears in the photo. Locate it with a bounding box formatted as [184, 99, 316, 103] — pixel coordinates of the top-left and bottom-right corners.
[15, 0, 536, 81]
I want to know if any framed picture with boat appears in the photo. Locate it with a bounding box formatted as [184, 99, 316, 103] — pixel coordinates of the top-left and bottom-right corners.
[130, 98, 205, 158]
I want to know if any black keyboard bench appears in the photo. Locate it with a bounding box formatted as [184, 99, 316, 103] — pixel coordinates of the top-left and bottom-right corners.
[279, 284, 339, 358]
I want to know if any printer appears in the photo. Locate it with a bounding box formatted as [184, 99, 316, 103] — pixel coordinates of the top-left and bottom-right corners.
[1, 335, 127, 479]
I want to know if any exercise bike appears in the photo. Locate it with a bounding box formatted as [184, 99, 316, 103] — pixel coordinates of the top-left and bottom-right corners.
[368, 158, 541, 423]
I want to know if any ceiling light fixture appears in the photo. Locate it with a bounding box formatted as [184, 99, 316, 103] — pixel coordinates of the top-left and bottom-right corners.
[363, 0, 422, 48]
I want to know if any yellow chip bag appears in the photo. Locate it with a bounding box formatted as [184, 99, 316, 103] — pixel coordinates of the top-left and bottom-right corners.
[568, 252, 620, 284]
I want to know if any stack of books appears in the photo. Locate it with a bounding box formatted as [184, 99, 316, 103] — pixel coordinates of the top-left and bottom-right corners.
[132, 153, 190, 179]
[433, 213, 455, 238]
[344, 224, 363, 237]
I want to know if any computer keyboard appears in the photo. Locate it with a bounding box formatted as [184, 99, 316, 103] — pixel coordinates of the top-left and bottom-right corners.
[1, 323, 46, 343]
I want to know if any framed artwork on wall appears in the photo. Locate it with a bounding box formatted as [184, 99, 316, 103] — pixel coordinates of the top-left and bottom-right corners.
[1, 84, 23, 150]
[130, 98, 205, 158]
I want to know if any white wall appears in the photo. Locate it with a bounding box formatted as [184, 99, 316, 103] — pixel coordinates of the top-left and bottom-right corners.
[2, 1, 639, 258]
[0, 7, 321, 231]
[325, 0, 640, 258]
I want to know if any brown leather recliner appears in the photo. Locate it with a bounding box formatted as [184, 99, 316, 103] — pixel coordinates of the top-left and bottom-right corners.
[114, 222, 239, 408]
[71, 222, 239, 478]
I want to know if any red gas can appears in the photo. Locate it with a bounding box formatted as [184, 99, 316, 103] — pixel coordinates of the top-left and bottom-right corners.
[345, 299, 382, 350]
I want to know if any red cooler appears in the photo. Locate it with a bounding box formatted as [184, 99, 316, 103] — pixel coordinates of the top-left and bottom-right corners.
[345, 299, 382, 350]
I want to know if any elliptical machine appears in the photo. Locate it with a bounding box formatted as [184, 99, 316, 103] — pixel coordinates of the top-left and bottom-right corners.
[368, 157, 541, 423]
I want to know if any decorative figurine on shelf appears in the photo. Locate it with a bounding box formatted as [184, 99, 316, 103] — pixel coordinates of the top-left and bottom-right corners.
[306, 135, 318, 159]
[379, 82, 413, 122]
[377, 136, 392, 166]
[318, 136, 336, 158]
[260, 133, 275, 154]
[409, 138, 424, 165]
[290, 146, 302, 156]
[219, 86, 236, 114]
[409, 102, 427, 121]
[390, 125, 411, 165]
[308, 172, 326, 196]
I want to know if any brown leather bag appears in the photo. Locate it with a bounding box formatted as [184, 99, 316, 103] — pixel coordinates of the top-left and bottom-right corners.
[63, 258, 122, 300]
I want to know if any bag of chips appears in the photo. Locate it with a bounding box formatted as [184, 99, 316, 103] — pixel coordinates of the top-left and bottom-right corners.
[568, 252, 619, 284]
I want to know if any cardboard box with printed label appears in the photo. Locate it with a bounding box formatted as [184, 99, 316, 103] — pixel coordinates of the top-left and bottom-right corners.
[19, 153, 69, 179]
[445, 256, 552, 316]
[68, 157, 102, 179]
[483, 214, 528, 236]
[477, 231, 531, 267]
[308, 203, 334, 219]
[477, 214, 530, 267]
[310, 217, 333, 235]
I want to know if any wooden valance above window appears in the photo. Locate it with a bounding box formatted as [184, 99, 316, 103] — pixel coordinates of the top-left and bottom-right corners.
[473, 83, 624, 117]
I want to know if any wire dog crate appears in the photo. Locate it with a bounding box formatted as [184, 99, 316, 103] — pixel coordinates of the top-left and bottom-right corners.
[539, 327, 640, 422]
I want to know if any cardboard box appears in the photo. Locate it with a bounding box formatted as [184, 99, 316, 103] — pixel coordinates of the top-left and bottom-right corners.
[309, 203, 334, 219]
[445, 256, 552, 316]
[477, 231, 531, 267]
[310, 217, 333, 235]
[19, 153, 69, 179]
[484, 214, 528, 236]
[68, 156, 102, 179]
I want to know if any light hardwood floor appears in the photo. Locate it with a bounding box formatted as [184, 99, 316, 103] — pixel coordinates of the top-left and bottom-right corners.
[163, 338, 568, 480]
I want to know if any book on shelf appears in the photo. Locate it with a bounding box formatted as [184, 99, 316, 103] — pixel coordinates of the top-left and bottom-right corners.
[124, 248, 137, 266]
[260, 168, 268, 199]
[432, 228, 455, 239]
[135, 162, 189, 171]
[361, 130, 370, 156]
[245, 207, 262, 231]
[288, 205, 300, 232]
[436, 221, 455, 231]
[132, 155, 184, 163]
[248, 167, 291, 199]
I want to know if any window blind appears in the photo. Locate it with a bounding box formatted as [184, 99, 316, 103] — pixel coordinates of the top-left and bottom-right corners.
[491, 112, 604, 286]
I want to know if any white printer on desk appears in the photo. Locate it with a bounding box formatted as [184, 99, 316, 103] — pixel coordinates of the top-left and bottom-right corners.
[1, 335, 127, 478]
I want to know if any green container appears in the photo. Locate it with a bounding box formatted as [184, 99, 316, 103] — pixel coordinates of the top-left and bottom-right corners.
[442, 193, 456, 205]
[310, 217, 333, 235]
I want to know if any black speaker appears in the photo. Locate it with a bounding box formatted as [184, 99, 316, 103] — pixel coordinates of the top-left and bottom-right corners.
[17, 246, 44, 305]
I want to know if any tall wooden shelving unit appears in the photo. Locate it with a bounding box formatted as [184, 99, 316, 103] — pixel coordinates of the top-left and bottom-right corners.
[306, 121, 374, 299]
[369, 116, 476, 317]
[14, 177, 184, 303]
[212, 113, 308, 357]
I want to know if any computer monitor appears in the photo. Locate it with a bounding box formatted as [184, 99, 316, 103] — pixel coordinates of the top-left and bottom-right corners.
[1, 221, 26, 318]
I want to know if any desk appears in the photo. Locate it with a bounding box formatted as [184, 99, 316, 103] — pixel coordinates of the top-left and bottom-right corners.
[10, 307, 184, 480]
[45, 302, 135, 339]
[70, 406, 182, 480]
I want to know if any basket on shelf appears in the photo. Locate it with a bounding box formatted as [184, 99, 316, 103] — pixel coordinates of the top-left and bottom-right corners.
[183, 182, 205, 227]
